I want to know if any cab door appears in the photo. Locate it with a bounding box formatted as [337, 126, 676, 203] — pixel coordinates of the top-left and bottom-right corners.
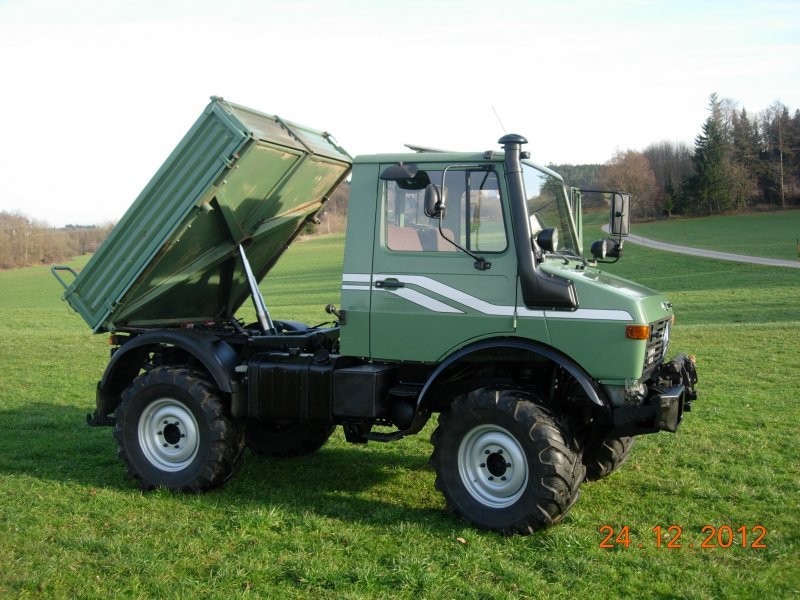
[367, 165, 518, 362]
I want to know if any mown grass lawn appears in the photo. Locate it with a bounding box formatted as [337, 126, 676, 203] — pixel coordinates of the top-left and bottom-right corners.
[1, 227, 798, 598]
[630, 209, 800, 261]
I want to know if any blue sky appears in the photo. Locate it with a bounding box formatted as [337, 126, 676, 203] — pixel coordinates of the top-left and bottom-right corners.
[1, 0, 798, 226]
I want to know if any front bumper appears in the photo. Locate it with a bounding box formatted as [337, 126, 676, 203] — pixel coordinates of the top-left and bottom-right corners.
[610, 353, 698, 436]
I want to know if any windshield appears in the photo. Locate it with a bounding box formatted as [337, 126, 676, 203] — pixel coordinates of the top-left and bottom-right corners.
[521, 162, 580, 255]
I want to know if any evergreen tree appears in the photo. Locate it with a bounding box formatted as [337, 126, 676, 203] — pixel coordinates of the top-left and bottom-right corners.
[729, 108, 760, 208]
[789, 110, 800, 200]
[688, 93, 734, 214]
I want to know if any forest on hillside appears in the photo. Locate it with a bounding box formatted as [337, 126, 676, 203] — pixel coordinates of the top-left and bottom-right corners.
[556, 93, 799, 219]
[2, 94, 797, 269]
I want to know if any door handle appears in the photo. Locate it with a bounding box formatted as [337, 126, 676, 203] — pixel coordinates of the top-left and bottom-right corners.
[375, 278, 404, 290]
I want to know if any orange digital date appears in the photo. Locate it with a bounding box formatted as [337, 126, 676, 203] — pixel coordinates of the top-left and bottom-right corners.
[598, 525, 767, 549]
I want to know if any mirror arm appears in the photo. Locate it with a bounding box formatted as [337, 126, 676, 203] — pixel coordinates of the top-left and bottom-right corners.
[436, 218, 491, 270]
[594, 239, 624, 264]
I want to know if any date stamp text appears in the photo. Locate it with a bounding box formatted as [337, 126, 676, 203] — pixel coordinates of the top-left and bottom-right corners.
[598, 525, 767, 549]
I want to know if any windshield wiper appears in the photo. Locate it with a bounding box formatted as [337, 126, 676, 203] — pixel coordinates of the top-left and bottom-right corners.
[546, 249, 588, 267]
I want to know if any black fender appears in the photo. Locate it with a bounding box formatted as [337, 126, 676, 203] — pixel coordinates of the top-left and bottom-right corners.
[405, 338, 607, 436]
[91, 329, 239, 423]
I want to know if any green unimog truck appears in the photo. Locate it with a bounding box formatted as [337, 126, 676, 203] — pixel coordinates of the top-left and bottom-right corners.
[54, 97, 697, 534]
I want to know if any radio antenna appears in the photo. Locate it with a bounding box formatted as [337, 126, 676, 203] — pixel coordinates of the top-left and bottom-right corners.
[491, 105, 507, 134]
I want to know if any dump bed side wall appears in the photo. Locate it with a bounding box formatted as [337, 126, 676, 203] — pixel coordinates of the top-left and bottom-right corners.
[61, 99, 351, 332]
[63, 102, 250, 331]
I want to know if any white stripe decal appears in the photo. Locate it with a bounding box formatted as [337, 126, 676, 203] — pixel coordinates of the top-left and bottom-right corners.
[375, 274, 514, 316]
[517, 307, 546, 318]
[342, 273, 633, 321]
[543, 308, 632, 321]
[342, 273, 372, 284]
[383, 287, 464, 314]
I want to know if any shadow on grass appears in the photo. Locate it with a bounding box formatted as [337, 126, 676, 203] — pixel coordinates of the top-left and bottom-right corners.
[0, 402, 449, 529]
[0, 402, 126, 489]
[222, 448, 447, 530]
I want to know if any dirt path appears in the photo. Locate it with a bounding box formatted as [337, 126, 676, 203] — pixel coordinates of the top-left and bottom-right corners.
[604, 227, 800, 269]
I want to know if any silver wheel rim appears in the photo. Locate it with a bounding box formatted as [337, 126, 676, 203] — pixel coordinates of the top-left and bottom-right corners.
[457, 424, 528, 508]
[138, 397, 200, 472]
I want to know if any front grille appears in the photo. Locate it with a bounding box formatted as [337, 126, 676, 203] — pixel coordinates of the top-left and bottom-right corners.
[644, 317, 671, 372]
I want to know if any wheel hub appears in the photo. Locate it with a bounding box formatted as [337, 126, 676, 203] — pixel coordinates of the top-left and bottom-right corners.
[457, 424, 528, 509]
[162, 422, 182, 445]
[138, 398, 200, 472]
[486, 451, 509, 477]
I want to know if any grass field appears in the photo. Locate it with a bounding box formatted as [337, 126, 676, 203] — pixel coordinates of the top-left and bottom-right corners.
[1, 223, 799, 598]
[629, 210, 800, 261]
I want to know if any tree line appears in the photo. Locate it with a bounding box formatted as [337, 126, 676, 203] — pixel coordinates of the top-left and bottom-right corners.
[0, 184, 350, 270]
[0, 184, 351, 270]
[0, 212, 113, 270]
[575, 93, 800, 219]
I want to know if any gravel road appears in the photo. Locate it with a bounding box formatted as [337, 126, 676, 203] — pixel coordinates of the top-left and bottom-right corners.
[601, 227, 800, 269]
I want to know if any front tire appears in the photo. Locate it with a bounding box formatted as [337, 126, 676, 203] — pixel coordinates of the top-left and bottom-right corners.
[430, 389, 584, 534]
[114, 367, 245, 492]
[583, 435, 635, 481]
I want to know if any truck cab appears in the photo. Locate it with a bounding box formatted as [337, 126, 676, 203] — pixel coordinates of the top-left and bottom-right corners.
[342, 136, 692, 430]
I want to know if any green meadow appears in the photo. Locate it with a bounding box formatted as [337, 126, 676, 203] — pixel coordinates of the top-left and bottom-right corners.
[0, 214, 798, 598]
[631, 210, 800, 260]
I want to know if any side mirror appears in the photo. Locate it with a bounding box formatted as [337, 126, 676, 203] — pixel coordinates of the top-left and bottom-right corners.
[610, 193, 630, 236]
[380, 163, 431, 190]
[424, 184, 446, 218]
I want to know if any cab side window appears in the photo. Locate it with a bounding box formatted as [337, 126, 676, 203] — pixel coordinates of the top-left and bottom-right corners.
[384, 169, 506, 253]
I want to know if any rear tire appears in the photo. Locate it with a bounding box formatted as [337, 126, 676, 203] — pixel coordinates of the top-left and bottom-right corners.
[114, 367, 245, 492]
[583, 435, 635, 481]
[430, 388, 584, 535]
[246, 420, 335, 458]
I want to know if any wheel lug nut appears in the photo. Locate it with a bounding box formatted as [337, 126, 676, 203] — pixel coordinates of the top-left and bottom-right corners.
[497, 449, 503, 454]
[181, 434, 186, 438]
[501, 476, 507, 481]
[506, 462, 512, 468]
[480, 463, 486, 468]
[162, 443, 168, 447]
[488, 476, 494, 481]
[485, 449, 490, 455]
[174, 445, 180, 449]
[157, 431, 163, 436]
[163, 420, 168, 425]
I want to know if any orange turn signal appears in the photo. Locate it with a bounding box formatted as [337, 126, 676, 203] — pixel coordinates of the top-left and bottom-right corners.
[625, 324, 651, 340]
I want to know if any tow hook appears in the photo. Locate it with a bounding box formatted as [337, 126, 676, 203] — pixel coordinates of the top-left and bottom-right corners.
[661, 353, 698, 411]
[86, 411, 115, 427]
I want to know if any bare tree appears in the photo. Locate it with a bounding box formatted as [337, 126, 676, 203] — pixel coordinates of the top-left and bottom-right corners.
[760, 102, 790, 208]
[597, 150, 659, 219]
[643, 141, 693, 216]
[0, 211, 114, 270]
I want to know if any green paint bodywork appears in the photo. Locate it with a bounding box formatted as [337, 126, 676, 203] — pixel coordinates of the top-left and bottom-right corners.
[340, 152, 674, 384]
